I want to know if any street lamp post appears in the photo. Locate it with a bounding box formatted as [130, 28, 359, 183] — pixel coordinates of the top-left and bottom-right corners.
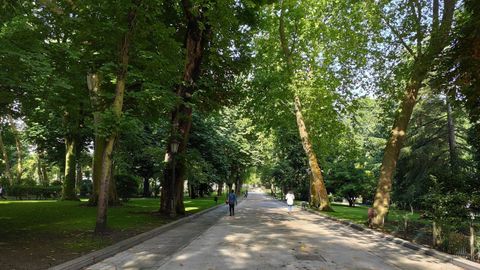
[170, 140, 179, 217]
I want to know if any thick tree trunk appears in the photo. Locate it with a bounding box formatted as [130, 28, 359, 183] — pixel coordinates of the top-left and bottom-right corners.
[294, 96, 332, 211]
[89, 135, 105, 205]
[143, 178, 150, 197]
[372, 79, 422, 226]
[76, 163, 82, 190]
[234, 169, 242, 196]
[470, 222, 475, 260]
[217, 181, 223, 196]
[95, 136, 115, 233]
[0, 129, 13, 186]
[62, 135, 78, 200]
[94, 4, 136, 233]
[432, 221, 443, 248]
[372, 0, 457, 227]
[160, 0, 210, 217]
[8, 114, 22, 183]
[37, 155, 44, 184]
[108, 162, 118, 205]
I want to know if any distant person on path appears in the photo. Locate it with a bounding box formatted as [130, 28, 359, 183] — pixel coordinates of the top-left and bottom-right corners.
[0, 185, 6, 199]
[286, 191, 295, 213]
[228, 190, 237, 216]
[244, 189, 248, 198]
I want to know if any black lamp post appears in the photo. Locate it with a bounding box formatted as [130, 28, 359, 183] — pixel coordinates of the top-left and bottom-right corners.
[170, 140, 179, 217]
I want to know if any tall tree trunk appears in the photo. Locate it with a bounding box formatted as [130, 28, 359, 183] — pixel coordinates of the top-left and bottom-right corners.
[160, 0, 210, 216]
[108, 157, 118, 204]
[143, 178, 150, 197]
[39, 149, 49, 185]
[446, 97, 458, 174]
[62, 135, 78, 200]
[217, 181, 223, 196]
[94, 4, 136, 233]
[294, 96, 332, 211]
[0, 129, 13, 186]
[470, 222, 475, 260]
[76, 163, 83, 190]
[8, 114, 22, 183]
[37, 154, 44, 184]
[432, 221, 443, 248]
[372, 0, 457, 227]
[234, 169, 242, 196]
[278, 0, 331, 211]
[89, 135, 104, 205]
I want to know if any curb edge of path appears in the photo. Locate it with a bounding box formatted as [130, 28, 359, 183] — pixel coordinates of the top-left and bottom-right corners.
[49, 202, 227, 270]
[304, 207, 480, 270]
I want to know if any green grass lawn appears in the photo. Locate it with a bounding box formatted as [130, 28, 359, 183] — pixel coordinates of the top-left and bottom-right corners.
[0, 196, 219, 269]
[317, 203, 422, 225]
[0, 196, 218, 234]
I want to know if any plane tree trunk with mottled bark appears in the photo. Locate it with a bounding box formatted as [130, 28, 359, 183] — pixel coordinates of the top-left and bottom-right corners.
[160, 0, 211, 217]
[278, 0, 332, 211]
[372, 0, 457, 227]
[294, 96, 332, 211]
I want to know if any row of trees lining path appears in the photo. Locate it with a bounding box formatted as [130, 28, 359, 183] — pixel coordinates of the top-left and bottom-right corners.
[0, 0, 479, 240]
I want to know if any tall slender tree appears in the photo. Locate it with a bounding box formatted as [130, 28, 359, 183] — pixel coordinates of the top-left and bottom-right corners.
[372, 0, 457, 227]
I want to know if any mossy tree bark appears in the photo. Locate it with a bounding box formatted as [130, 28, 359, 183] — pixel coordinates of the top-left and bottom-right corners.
[372, 0, 457, 227]
[62, 134, 79, 200]
[93, 3, 137, 233]
[160, 0, 210, 217]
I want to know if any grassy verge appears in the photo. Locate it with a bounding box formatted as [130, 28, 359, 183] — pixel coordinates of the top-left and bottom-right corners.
[315, 203, 422, 226]
[0, 196, 219, 269]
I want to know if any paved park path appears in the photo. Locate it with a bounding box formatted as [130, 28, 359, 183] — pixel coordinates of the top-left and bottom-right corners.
[87, 192, 467, 270]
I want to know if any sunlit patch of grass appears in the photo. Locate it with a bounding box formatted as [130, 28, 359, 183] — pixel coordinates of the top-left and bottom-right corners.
[0, 200, 57, 204]
[313, 202, 421, 225]
[0, 196, 219, 255]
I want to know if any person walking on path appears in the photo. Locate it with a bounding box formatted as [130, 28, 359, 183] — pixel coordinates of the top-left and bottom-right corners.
[227, 190, 237, 216]
[285, 191, 295, 213]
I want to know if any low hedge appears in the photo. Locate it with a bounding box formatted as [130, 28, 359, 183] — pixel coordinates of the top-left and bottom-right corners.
[8, 185, 62, 199]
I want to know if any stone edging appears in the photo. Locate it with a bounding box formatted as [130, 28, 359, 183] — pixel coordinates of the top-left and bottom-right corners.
[305, 208, 480, 270]
[49, 202, 228, 270]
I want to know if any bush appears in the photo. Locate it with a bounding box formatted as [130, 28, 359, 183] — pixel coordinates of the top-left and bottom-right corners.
[115, 174, 139, 202]
[79, 180, 92, 197]
[9, 184, 61, 199]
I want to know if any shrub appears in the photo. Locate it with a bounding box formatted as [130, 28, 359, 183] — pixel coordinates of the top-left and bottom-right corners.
[115, 174, 139, 202]
[9, 184, 61, 199]
[79, 180, 92, 197]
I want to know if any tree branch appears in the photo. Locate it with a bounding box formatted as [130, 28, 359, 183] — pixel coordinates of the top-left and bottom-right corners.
[432, 0, 439, 33]
[381, 14, 417, 59]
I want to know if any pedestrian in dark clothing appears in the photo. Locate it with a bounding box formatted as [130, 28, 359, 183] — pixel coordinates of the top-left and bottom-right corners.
[228, 190, 237, 216]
